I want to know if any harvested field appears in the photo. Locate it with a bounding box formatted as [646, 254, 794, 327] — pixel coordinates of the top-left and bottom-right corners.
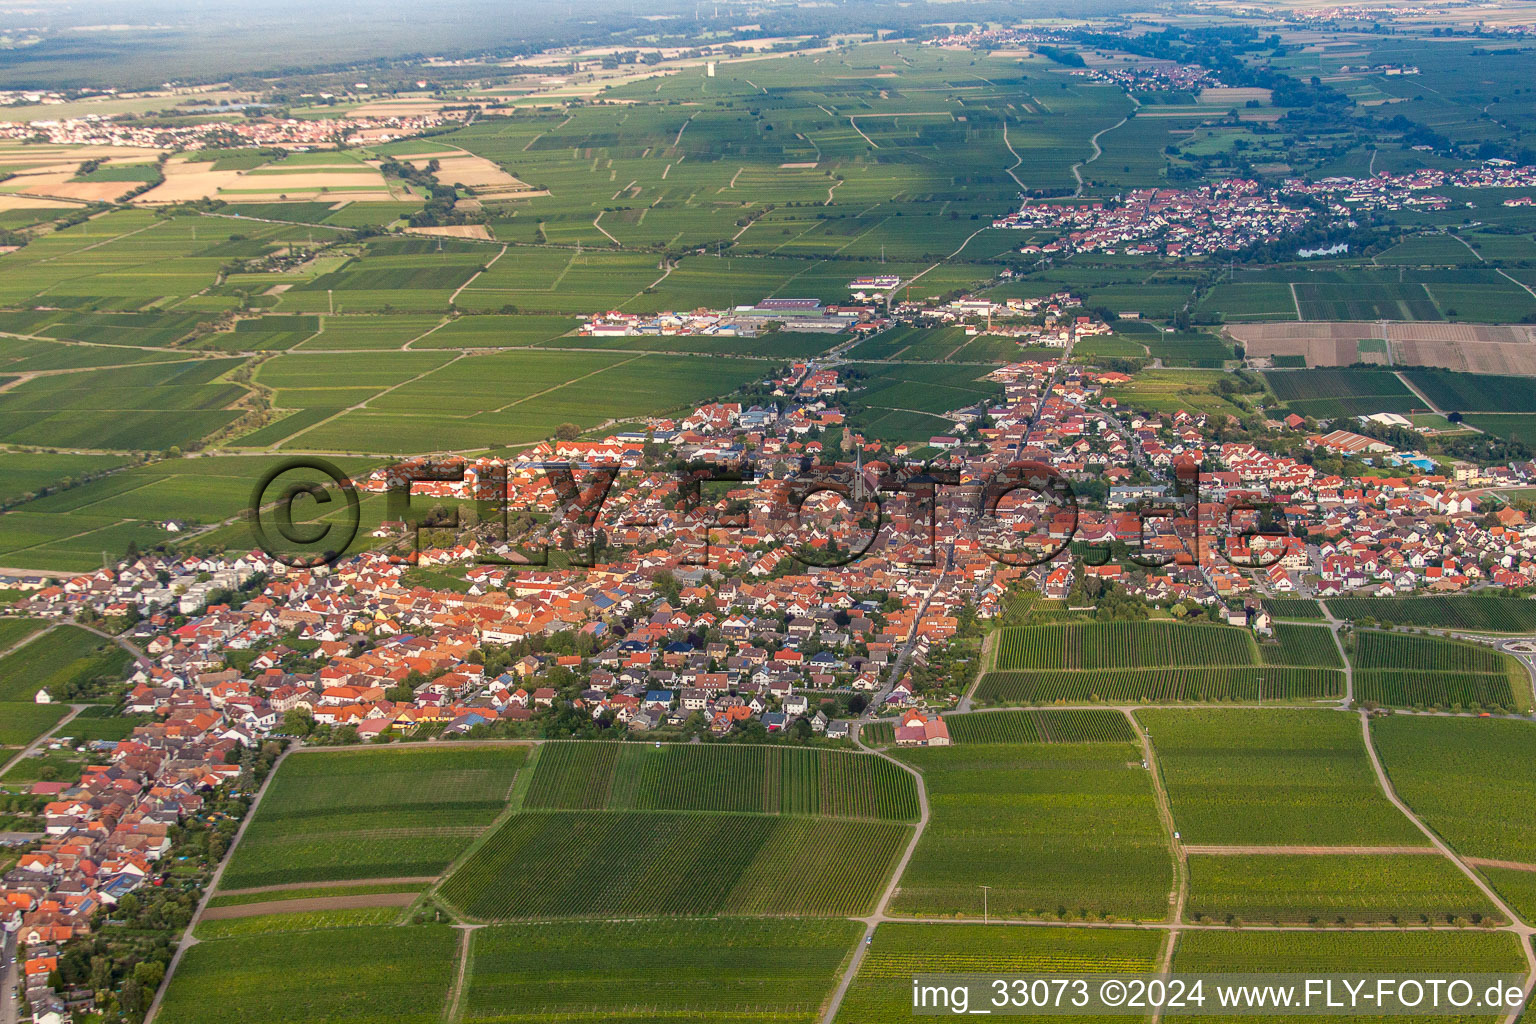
[1197, 87, 1272, 104]
[1229, 322, 1372, 367]
[400, 152, 525, 190]
[136, 154, 397, 204]
[1231, 321, 1536, 375]
[405, 224, 492, 239]
[3, 169, 135, 202]
[0, 194, 79, 212]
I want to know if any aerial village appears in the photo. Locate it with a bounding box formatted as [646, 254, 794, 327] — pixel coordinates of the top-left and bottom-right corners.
[992, 166, 1536, 258]
[8, 207, 1536, 1022]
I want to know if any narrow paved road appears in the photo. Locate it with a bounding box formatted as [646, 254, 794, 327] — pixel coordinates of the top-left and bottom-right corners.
[0, 703, 87, 778]
[819, 735, 932, 1024]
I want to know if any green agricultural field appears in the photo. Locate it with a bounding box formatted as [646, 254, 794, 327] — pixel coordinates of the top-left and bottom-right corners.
[1263, 368, 1421, 419]
[1257, 623, 1344, 669]
[0, 358, 247, 451]
[1167, 929, 1527, 1024]
[0, 701, 68, 747]
[1137, 709, 1426, 846]
[1294, 281, 1441, 321]
[1325, 595, 1536, 632]
[1196, 282, 1299, 321]
[845, 361, 1003, 442]
[281, 350, 765, 452]
[1350, 631, 1527, 711]
[1101, 369, 1247, 419]
[0, 616, 44, 653]
[976, 621, 1343, 703]
[205, 882, 427, 909]
[836, 923, 1162, 1024]
[408, 314, 580, 349]
[193, 905, 401, 940]
[0, 454, 381, 569]
[1185, 853, 1499, 924]
[295, 314, 446, 350]
[219, 745, 528, 890]
[889, 743, 1172, 921]
[1464, 414, 1536, 447]
[1144, 332, 1232, 368]
[0, 625, 132, 703]
[156, 924, 458, 1024]
[522, 741, 918, 820]
[1398, 369, 1536, 414]
[0, 452, 130, 505]
[944, 709, 1136, 744]
[463, 918, 862, 1024]
[1372, 716, 1536, 919]
[1262, 597, 1325, 620]
[438, 808, 909, 920]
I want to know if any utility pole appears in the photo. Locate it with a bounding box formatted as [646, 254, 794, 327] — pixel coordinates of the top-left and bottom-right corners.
[979, 885, 991, 924]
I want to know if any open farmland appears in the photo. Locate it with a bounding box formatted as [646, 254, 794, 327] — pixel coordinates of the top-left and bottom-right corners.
[888, 743, 1172, 921]
[0, 700, 69, 748]
[1136, 709, 1426, 846]
[273, 349, 767, 453]
[1325, 595, 1536, 632]
[835, 923, 1161, 1024]
[438, 809, 909, 920]
[1185, 853, 1499, 925]
[1262, 368, 1421, 419]
[155, 923, 458, 1024]
[522, 741, 918, 820]
[1372, 716, 1536, 920]
[0, 625, 132, 703]
[1399, 369, 1536, 413]
[1349, 631, 1528, 711]
[975, 621, 1344, 704]
[0, 454, 381, 569]
[218, 745, 527, 890]
[462, 918, 862, 1024]
[943, 709, 1136, 744]
[1232, 321, 1536, 375]
[1167, 930, 1527, 1024]
[438, 736, 914, 920]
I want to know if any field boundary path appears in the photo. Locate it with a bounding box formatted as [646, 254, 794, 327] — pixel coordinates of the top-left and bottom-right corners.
[215, 874, 440, 896]
[1126, 708, 1183, 1024]
[1181, 844, 1438, 855]
[0, 702, 87, 778]
[144, 746, 293, 1024]
[819, 738, 931, 1024]
[1321, 601, 1353, 704]
[1071, 96, 1138, 197]
[449, 244, 507, 305]
[445, 924, 483, 1023]
[73, 620, 152, 668]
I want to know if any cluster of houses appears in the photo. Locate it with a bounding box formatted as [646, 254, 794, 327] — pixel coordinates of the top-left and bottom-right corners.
[0, 110, 465, 150]
[578, 301, 887, 340]
[995, 181, 1314, 258]
[1279, 164, 1536, 213]
[1069, 63, 1224, 92]
[988, 165, 1536, 259]
[6, 700, 244, 1023]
